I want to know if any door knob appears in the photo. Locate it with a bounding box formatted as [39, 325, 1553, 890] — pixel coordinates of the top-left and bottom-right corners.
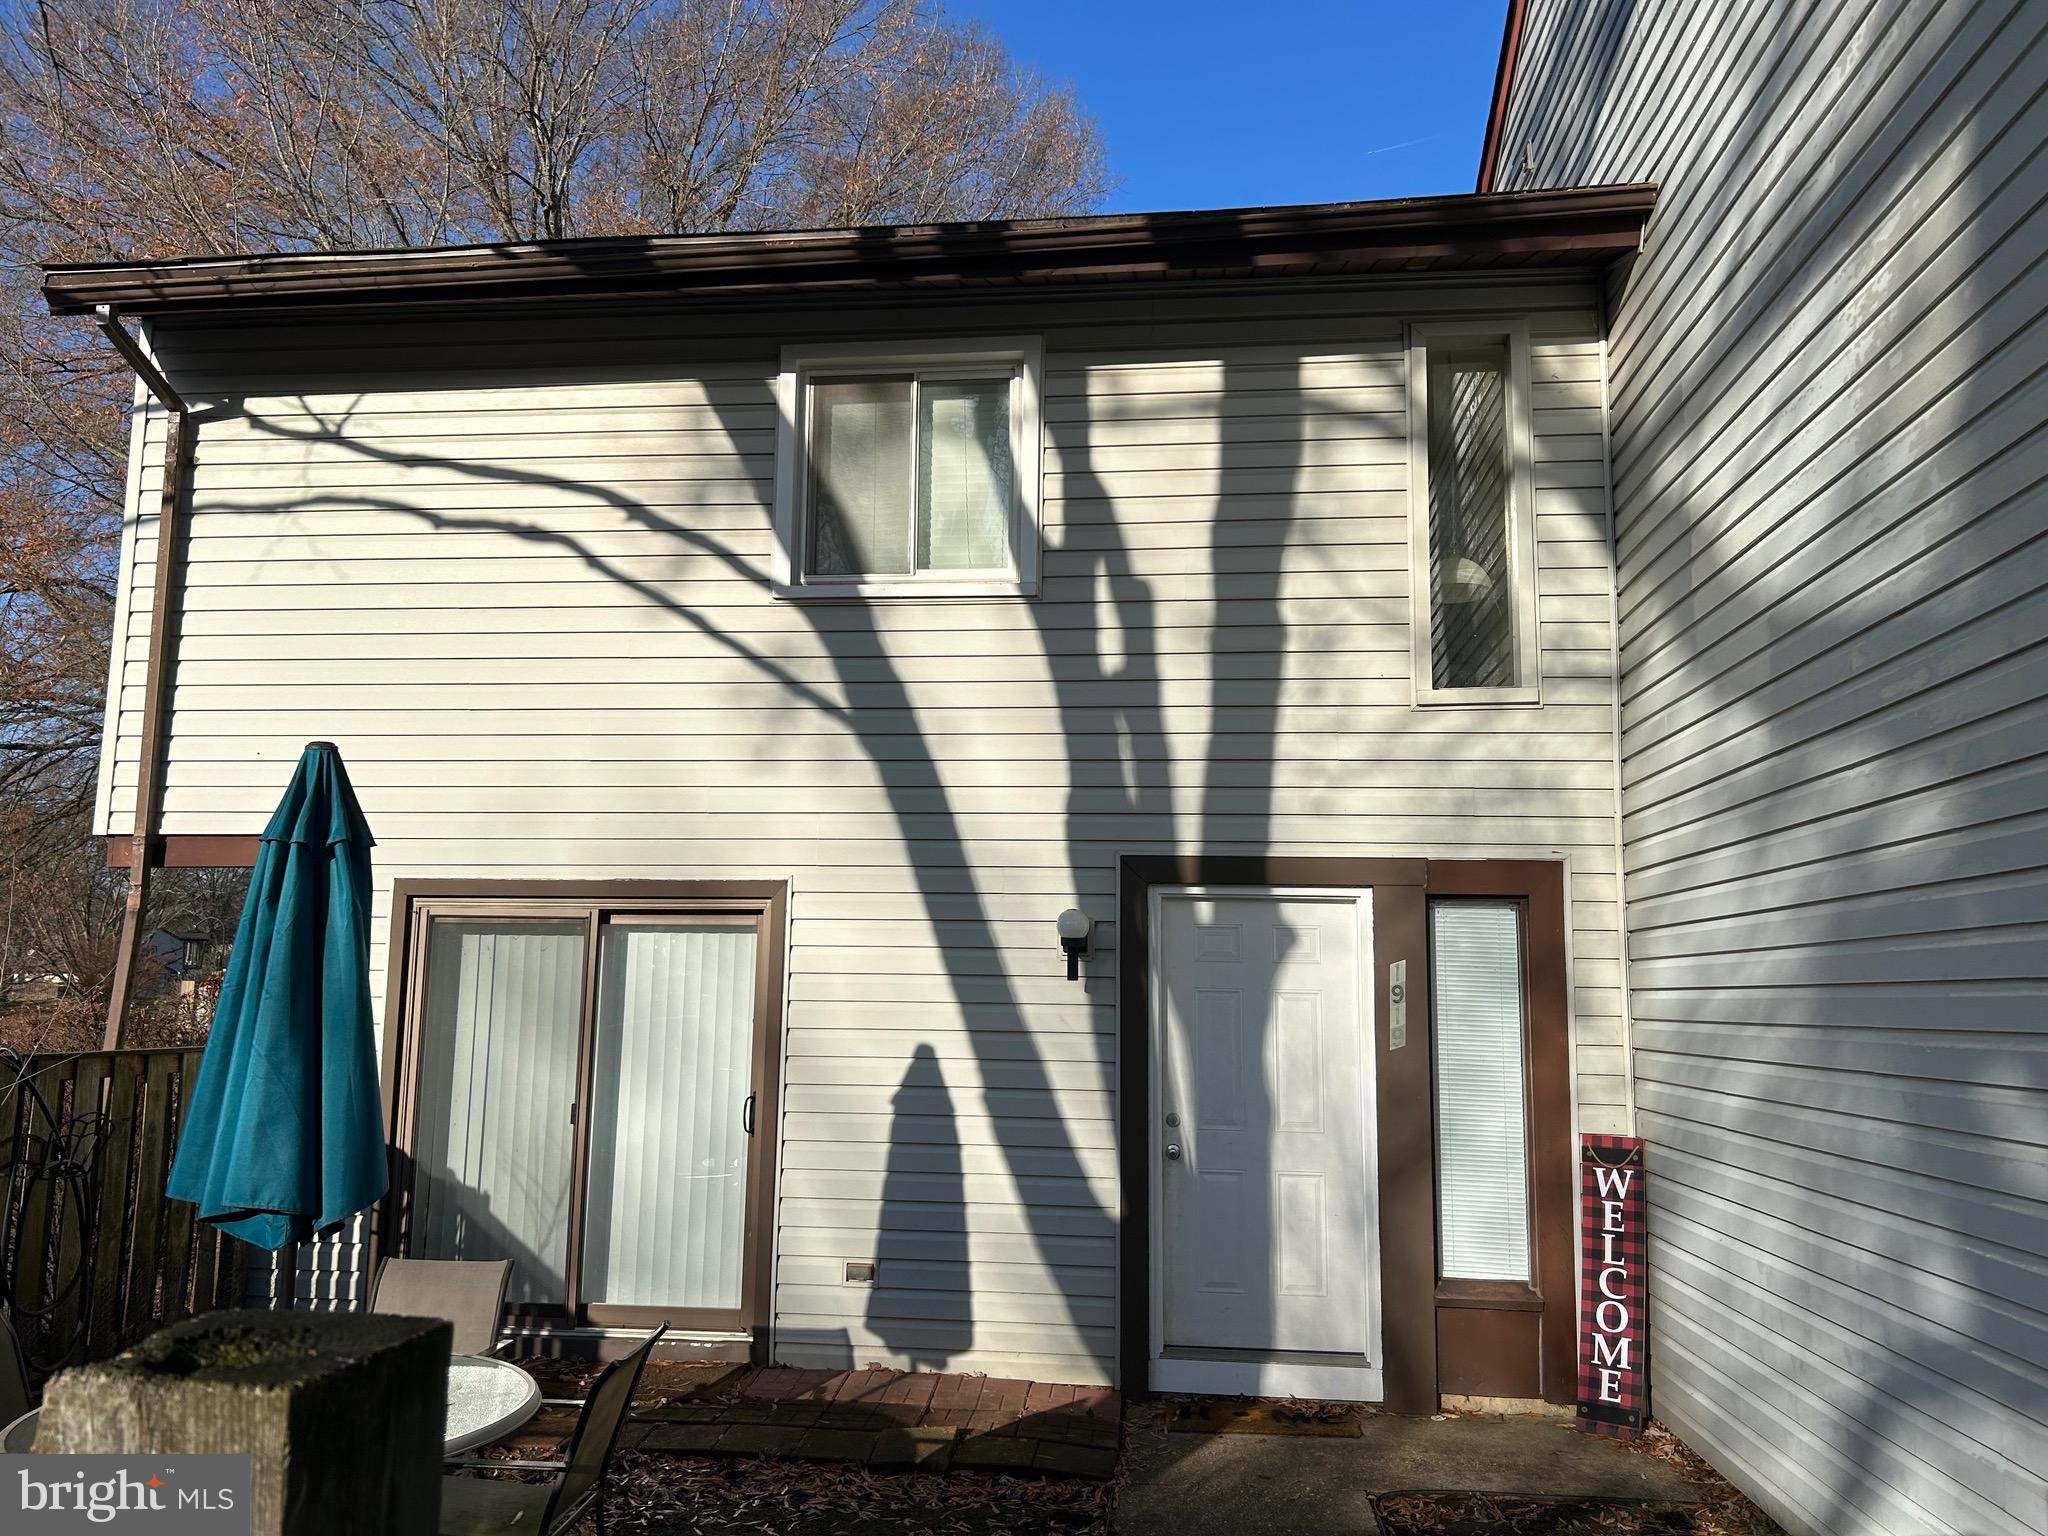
[1165, 1143, 1182, 1161]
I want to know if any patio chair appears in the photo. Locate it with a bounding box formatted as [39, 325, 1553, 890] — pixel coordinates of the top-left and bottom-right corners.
[371, 1258, 512, 1357]
[439, 1324, 667, 1536]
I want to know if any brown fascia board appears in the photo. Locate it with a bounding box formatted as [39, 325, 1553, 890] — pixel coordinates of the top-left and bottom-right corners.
[44, 184, 1654, 318]
[1476, 0, 1531, 193]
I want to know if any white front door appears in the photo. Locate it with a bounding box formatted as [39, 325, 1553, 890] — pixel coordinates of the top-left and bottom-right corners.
[1151, 889, 1382, 1399]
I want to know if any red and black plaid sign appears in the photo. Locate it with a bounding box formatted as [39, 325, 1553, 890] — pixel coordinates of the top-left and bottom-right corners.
[1577, 1133, 1647, 1438]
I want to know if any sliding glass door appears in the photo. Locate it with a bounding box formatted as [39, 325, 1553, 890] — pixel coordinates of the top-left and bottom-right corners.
[583, 920, 757, 1311]
[412, 920, 584, 1304]
[395, 891, 779, 1331]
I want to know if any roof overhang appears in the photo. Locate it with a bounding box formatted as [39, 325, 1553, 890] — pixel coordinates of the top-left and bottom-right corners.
[45, 183, 1654, 320]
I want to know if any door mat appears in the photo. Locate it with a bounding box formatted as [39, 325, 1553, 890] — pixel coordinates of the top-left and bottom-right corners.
[1165, 1399, 1367, 1437]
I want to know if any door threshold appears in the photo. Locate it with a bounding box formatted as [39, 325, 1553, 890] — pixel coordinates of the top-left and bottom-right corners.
[1151, 1354, 1384, 1401]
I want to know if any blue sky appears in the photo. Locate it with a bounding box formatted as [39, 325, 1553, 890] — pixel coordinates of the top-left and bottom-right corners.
[950, 1, 1510, 211]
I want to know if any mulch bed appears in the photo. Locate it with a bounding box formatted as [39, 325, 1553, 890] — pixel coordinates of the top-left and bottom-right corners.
[598, 1453, 1114, 1535]
[1373, 1423, 1786, 1536]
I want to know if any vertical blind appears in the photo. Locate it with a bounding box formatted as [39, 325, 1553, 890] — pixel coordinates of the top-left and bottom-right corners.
[413, 920, 584, 1304]
[918, 378, 1013, 570]
[1431, 900, 1532, 1281]
[581, 923, 757, 1309]
[809, 378, 914, 575]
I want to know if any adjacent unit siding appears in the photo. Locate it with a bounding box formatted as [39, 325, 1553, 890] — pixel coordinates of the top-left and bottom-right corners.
[1495, 1, 2048, 1533]
[104, 276, 1625, 1383]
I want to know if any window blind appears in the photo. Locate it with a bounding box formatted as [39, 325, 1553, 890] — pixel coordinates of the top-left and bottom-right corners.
[412, 920, 584, 1305]
[809, 378, 913, 575]
[1426, 343, 1516, 689]
[581, 923, 757, 1309]
[918, 378, 1012, 570]
[1430, 900, 1531, 1281]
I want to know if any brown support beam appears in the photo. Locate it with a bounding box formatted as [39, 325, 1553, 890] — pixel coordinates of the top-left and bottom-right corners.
[101, 388, 189, 1049]
[105, 835, 262, 871]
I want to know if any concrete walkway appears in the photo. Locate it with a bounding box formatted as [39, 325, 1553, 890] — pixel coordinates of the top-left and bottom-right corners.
[1116, 1411, 1698, 1535]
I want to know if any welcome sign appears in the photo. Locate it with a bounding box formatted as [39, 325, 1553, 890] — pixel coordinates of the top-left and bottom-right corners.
[1577, 1133, 1647, 1438]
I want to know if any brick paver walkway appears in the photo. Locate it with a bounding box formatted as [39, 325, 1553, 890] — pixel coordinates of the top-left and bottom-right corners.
[520, 1364, 1122, 1480]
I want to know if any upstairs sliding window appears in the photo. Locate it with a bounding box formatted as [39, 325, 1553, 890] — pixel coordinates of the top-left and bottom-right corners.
[775, 339, 1043, 598]
[1408, 324, 1540, 706]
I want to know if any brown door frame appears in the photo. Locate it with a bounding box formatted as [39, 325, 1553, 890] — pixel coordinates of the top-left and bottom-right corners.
[1119, 855, 1575, 1409]
[377, 878, 788, 1349]
[1118, 855, 1435, 1410]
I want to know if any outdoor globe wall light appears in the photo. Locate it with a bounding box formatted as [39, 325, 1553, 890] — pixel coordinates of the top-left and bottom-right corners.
[1057, 908, 1093, 980]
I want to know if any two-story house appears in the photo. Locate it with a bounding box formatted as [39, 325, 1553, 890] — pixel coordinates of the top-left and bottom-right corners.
[48, 186, 1655, 1414]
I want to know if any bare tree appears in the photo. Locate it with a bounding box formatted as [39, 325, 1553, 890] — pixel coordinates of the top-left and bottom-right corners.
[0, 0, 1110, 983]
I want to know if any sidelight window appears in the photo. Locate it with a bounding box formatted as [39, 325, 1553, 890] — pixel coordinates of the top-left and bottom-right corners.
[1430, 898, 1533, 1282]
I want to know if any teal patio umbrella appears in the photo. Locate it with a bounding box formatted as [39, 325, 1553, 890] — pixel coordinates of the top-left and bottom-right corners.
[166, 742, 387, 1250]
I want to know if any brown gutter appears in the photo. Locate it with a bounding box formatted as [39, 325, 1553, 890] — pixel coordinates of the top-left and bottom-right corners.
[43, 184, 1655, 317]
[94, 307, 191, 1050]
[1476, 0, 1531, 193]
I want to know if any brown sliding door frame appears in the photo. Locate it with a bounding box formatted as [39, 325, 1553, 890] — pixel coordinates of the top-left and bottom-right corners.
[378, 879, 787, 1344]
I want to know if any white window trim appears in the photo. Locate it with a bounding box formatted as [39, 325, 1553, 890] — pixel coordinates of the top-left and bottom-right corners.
[772, 336, 1043, 599]
[1406, 320, 1541, 708]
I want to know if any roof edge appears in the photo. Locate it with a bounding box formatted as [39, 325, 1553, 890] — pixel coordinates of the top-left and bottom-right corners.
[44, 183, 1654, 318]
[1476, 0, 1530, 194]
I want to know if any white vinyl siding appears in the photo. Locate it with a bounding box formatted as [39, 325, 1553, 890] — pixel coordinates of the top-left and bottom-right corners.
[1496, 1, 2048, 1532]
[105, 276, 1624, 1383]
[1430, 900, 1532, 1282]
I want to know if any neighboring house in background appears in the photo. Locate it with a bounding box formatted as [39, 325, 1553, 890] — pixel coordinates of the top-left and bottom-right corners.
[48, 185, 1655, 1413]
[142, 928, 206, 981]
[1483, 2, 2047, 1535]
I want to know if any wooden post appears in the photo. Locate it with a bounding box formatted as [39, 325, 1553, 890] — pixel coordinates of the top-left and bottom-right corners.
[37, 1309, 449, 1535]
[102, 406, 188, 1050]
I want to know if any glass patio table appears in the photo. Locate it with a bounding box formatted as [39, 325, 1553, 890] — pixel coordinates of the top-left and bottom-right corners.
[444, 1353, 542, 1455]
[1, 1406, 34, 1453]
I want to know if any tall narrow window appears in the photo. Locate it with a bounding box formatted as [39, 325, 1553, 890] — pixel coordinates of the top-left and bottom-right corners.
[1409, 326, 1539, 704]
[1430, 900, 1531, 1281]
[1428, 345, 1513, 687]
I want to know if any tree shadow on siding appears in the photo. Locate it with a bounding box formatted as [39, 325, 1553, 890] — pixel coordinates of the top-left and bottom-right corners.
[1575, 4, 2048, 1530]
[214, 387, 1123, 1374]
[197, 209, 1338, 1379]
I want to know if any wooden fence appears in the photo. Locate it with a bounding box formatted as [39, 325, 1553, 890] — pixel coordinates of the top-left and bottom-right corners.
[1, 1048, 245, 1377]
